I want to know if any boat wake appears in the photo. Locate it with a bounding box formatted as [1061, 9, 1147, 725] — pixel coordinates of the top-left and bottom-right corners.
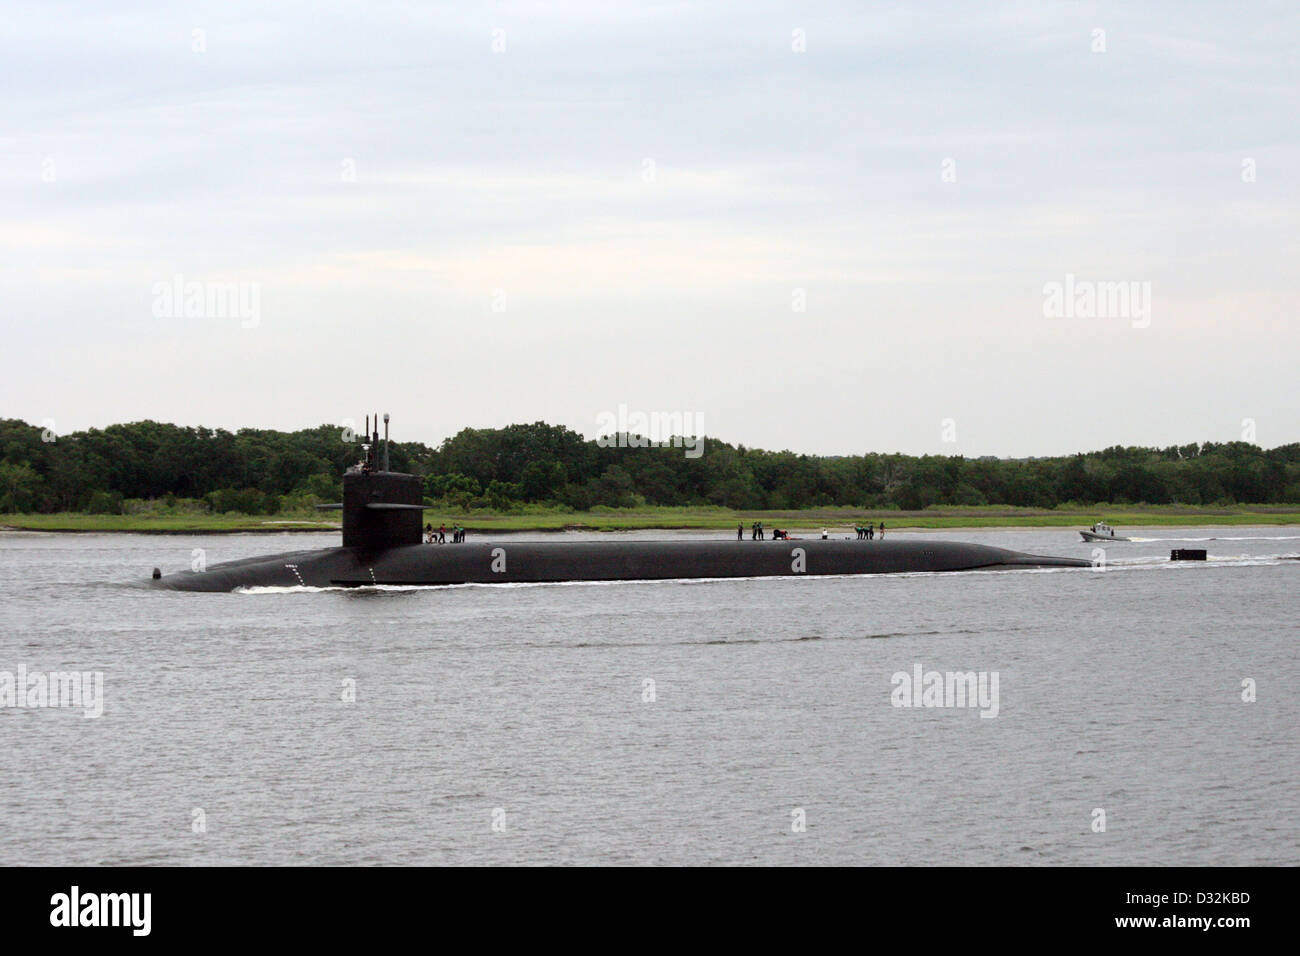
[1101, 553, 1300, 570]
[1128, 535, 1300, 543]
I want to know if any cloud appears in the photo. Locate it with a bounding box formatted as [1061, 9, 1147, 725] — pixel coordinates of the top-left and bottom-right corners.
[1, 0, 1297, 455]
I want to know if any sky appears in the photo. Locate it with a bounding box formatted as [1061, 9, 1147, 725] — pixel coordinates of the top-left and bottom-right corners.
[2, 1, 1297, 457]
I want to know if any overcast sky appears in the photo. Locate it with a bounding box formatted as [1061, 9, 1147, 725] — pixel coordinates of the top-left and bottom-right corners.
[2, 1, 1296, 456]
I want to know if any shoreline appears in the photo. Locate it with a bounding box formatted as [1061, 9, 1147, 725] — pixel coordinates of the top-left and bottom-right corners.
[4, 509, 1299, 536]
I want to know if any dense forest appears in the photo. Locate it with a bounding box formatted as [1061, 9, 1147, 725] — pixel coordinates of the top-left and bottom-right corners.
[1, 418, 1298, 515]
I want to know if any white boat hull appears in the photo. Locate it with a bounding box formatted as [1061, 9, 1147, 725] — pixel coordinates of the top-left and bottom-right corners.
[1080, 530, 1130, 542]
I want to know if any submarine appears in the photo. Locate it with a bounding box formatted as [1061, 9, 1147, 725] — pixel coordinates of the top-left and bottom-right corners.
[151, 414, 1091, 591]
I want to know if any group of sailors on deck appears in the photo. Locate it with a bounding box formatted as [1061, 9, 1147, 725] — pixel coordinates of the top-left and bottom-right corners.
[426, 523, 465, 544]
[736, 521, 887, 540]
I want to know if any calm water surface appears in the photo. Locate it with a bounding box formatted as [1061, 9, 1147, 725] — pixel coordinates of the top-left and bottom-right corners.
[2, 526, 1297, 865]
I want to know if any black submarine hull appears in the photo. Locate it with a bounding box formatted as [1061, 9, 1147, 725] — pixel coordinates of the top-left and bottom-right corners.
[153, 538, 1090, 591]
[151, 421, 1090, 592]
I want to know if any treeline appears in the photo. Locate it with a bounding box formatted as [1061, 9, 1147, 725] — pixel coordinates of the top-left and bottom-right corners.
[1, 418, 1298, 515]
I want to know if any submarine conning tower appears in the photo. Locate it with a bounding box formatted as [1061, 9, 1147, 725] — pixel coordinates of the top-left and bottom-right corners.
[336, 412, 425, 549]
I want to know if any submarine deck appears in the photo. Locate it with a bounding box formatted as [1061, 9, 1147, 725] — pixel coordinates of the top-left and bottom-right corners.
[153, 538, 1091, 591]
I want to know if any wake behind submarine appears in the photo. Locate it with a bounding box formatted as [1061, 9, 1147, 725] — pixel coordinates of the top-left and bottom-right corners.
[151, 415, 1090, 591]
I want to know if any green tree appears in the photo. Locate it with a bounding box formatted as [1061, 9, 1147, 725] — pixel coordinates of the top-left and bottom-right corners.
[0, 462, 44, 513]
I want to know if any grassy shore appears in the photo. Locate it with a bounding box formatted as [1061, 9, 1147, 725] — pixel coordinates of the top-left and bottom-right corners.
[4, 504, 1299, 534]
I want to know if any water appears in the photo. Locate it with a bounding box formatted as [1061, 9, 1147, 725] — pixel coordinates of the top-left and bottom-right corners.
[2, 527, 1297, 865]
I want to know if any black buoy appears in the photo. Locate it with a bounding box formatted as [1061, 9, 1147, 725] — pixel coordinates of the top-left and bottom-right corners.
[152, 568, 162, 579]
